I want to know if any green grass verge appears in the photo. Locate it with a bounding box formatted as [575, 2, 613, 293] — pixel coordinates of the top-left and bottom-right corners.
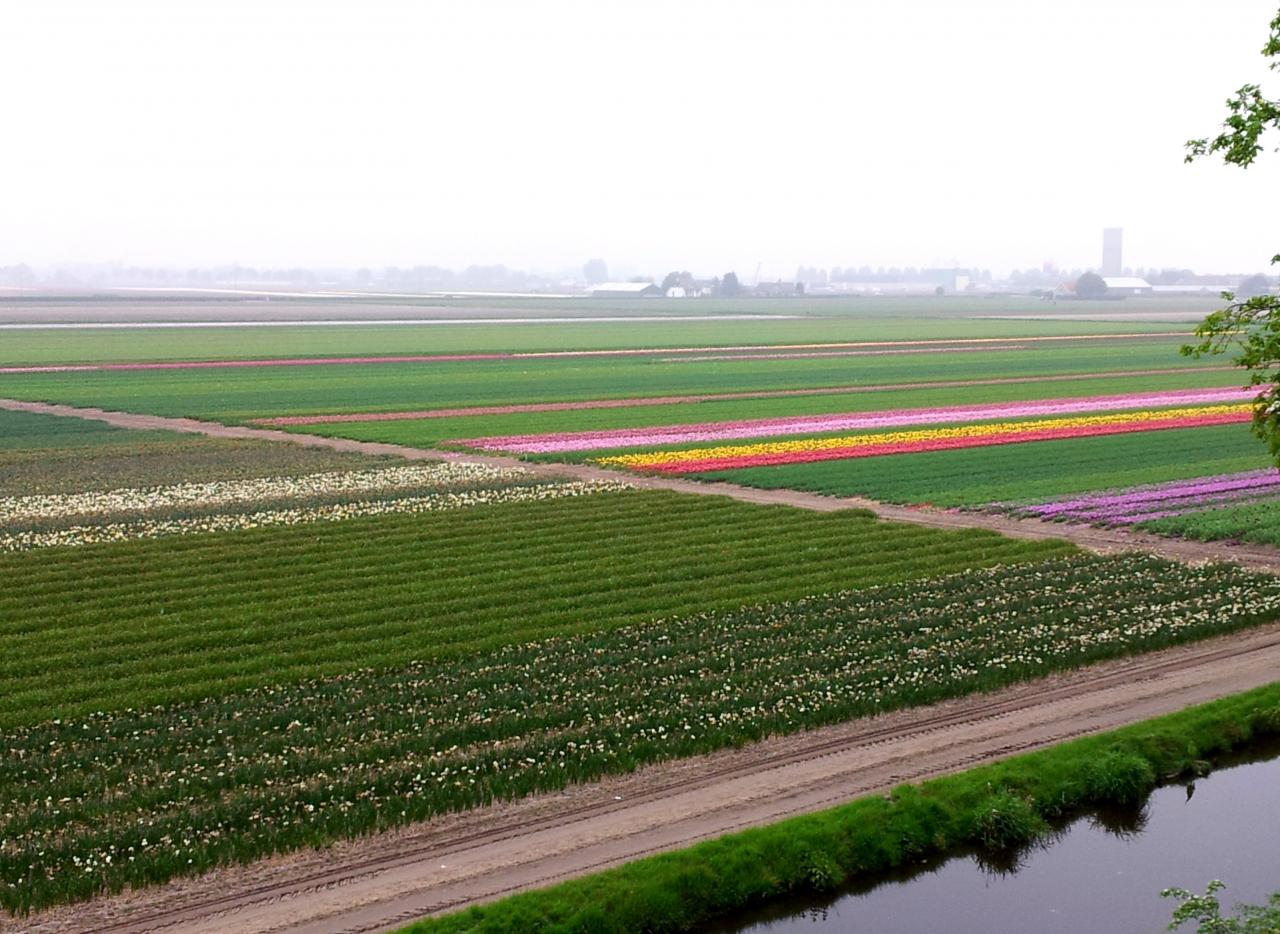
[400, 682, 1280, 934]
[692, 423, 1272, 507]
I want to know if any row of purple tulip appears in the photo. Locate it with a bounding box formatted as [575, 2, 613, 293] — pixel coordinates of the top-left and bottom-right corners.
[1009, 468, 1280, 525]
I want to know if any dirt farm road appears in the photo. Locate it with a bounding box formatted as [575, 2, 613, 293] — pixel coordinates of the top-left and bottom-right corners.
[7, 396, 1280, 573]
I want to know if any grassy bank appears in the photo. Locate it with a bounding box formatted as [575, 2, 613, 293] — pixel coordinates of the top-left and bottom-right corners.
[401, 681, 1280, 934]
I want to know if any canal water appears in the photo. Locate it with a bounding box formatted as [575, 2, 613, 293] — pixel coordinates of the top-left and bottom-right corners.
[712, 749, 1280, 933]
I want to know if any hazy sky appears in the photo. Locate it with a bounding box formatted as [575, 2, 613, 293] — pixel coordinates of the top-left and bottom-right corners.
[4, 0, 1279, 277]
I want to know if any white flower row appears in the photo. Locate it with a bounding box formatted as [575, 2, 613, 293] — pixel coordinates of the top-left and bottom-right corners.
[0, 463, 535, 523]
[0, 479, 631, 552]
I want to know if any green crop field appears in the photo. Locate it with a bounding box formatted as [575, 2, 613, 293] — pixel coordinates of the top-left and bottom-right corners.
[0, 297, 1265, 528]
[0, 491, 1071, 728]
[11, 546, 1280, 912]
[0, 408, 175, 450]
[4, 294, 1280, 919]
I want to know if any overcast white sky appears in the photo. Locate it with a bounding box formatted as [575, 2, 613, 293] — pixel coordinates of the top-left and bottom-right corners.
[3, 0, 1279, 278]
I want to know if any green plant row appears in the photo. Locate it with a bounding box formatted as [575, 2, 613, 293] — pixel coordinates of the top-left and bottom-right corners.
[0, 409, 177, 451]
[1142, 499, 1280, 548]
[3, 553, 1279, 914]
[400, 682, 1280, 934]
[0, 491, 1067, 729]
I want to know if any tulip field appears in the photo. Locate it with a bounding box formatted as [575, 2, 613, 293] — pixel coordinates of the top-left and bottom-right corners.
[0, 489, 1076, 726]
[0, 483, 1081, 910]
[6, 295, 1280, 918]
[7, 552, 1280, 912]
[465, 387, 1257, 456]
[1007, 469, 1280, 526]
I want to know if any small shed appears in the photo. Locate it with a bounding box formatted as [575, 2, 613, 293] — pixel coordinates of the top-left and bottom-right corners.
[1102, 277, 1153, 297]
[590, 282, 661, 298]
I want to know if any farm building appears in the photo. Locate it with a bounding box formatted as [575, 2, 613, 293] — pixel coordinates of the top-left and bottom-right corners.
[1102, 276, 1153, 297]
[590, 282, 661, 298]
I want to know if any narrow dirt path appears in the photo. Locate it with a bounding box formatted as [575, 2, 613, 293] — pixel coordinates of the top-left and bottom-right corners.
[6, 397, 1280, 572]
[19, 625, 1280, 934]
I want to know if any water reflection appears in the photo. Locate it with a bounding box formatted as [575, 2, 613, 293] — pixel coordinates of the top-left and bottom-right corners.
[710, 748, 1280, 934]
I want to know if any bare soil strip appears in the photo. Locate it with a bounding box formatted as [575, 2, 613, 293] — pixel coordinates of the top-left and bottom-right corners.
[4, 398, 1280, 573]
[255, 365, 1230, 425]
[18, 625, 1280, 934]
